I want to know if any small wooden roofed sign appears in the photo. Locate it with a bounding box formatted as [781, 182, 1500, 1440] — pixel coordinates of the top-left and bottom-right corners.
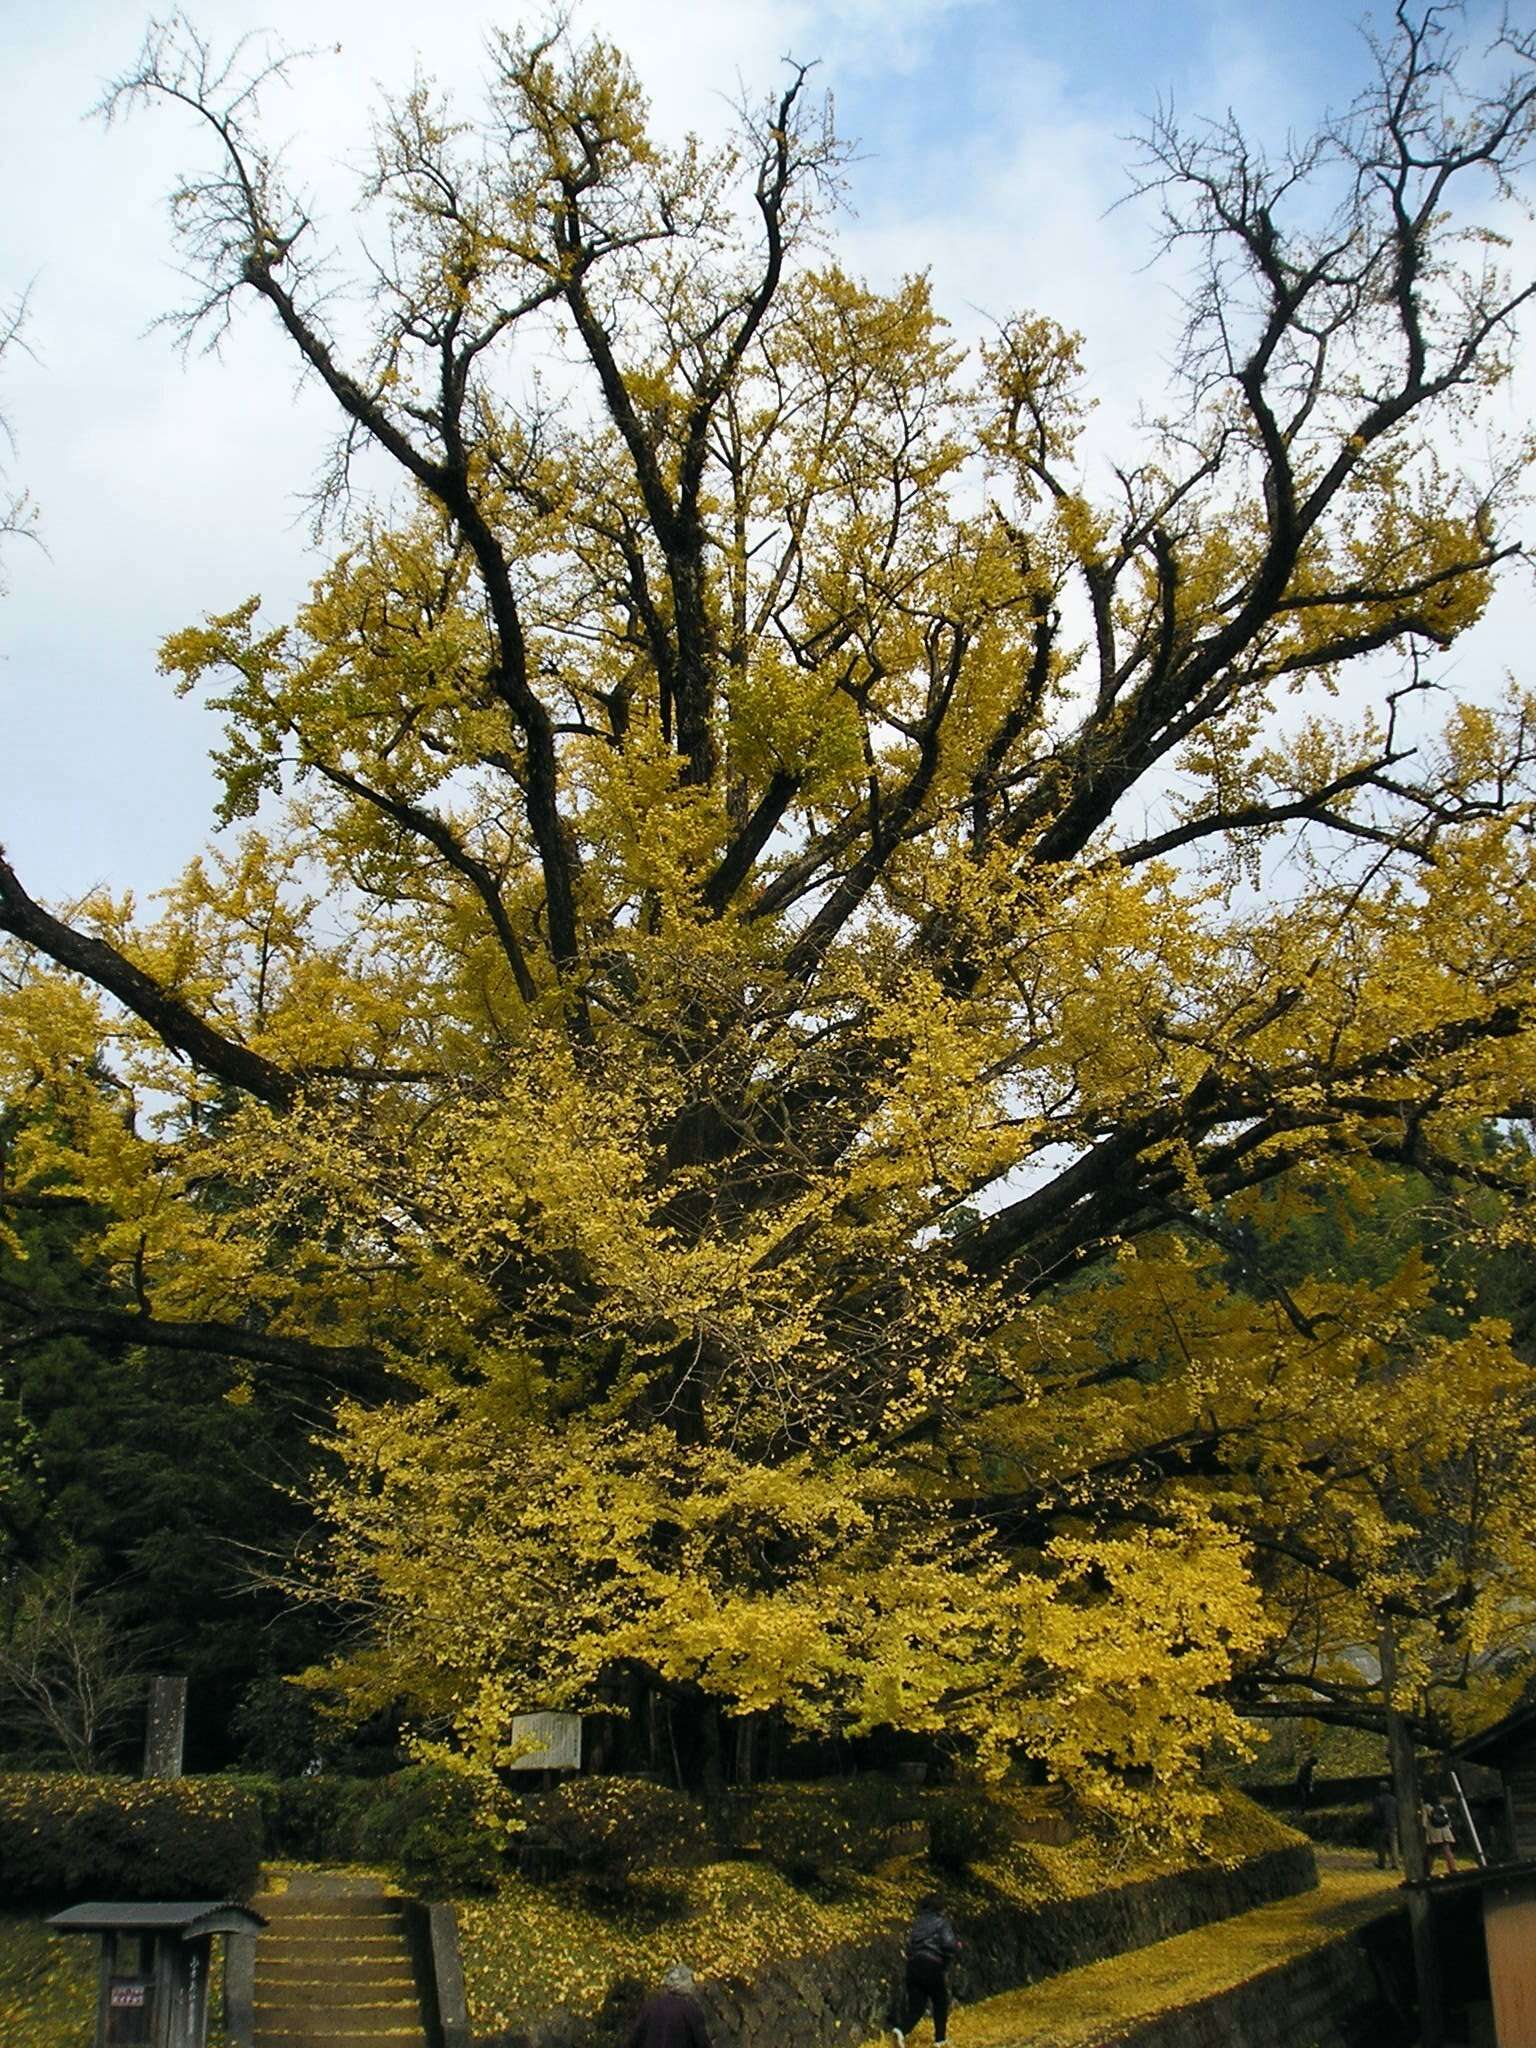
[48, 1901, 266, 2048]
[49, 1902, 266, 1937]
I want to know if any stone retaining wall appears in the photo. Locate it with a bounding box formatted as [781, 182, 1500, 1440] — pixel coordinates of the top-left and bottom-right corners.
[957, 1844, 1319, 1998]
[1097, 1905, 1413, 2048]
[472, 1842, 1318, 2048]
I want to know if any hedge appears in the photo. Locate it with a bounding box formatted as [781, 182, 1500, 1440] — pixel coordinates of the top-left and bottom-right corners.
[222, 1766, 506, 1895]
[357, 1765, 506, 1895]
[0, 1774, 263, 1906]
[725, 1776, 925, 1884]
[519, 1776, 710, 1889]
[219, 1772, 382, 1863]
[923, 1785, 1014, 1872]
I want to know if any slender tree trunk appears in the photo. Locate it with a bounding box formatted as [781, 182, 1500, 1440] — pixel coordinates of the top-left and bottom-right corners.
[643, 1684, 662, 1776]
[734, 1712, 756, 1787]
[666, 1696, 684, 1791]
[698, 1699, 725, 1800]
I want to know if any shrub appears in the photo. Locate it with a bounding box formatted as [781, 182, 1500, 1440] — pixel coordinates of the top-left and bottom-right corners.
[357, 1765, 506, 1896]
[219, 1772, 382, 1862]
[727, 1777, 924, 1885]
[520, 1777, 710, 1888]
[0, 1773, 264, 1906]
[923, 1787, 1011, 1873]
[1294, 1801, 1375, 1849]
[219, 1766, 504, 1892]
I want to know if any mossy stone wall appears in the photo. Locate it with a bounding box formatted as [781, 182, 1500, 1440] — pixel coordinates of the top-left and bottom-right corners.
[1094, 1908, 1412, 2048]
[956, 1844, 1319, 1996]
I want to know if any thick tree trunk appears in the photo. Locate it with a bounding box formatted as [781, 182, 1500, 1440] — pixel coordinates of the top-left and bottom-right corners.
[1381, 1616, 1443, 2048]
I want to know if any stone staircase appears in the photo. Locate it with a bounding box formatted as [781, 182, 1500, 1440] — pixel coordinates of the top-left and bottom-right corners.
[250, 1872, 431, 2048]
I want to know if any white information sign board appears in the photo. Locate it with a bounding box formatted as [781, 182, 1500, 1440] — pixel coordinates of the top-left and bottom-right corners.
[507, 1710, 582, 1771]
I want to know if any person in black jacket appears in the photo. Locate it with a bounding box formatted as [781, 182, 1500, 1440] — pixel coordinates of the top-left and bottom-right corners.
[894, 1894, 961, 2048]
[626, 1964, 712, 2048]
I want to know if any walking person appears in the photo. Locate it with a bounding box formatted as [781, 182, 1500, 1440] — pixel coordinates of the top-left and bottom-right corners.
[894, 1894, 962, 2048]
[1420, 1793, 1458, 1876]
[1371, 1782, 1399, 1871]
[626, 1964, 712, 2048]
[1294, 1753, 1317, 1810]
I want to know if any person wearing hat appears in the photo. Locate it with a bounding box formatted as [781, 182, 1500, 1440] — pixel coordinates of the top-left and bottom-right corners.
[626, 1964, 712, 2048]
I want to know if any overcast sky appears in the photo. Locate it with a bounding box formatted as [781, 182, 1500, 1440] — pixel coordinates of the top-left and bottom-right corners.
[2, 0, 1529, 906]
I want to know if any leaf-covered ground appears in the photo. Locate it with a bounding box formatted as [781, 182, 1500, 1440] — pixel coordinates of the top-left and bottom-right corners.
[0, 1912, 99, 2048]
[456, 1789, 1302, 2038]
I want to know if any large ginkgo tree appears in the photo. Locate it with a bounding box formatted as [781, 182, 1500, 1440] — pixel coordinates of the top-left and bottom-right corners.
[5, 7, 1536, 1824]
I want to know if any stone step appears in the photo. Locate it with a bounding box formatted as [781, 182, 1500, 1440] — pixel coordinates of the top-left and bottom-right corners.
[253, 2031, 428, 2048]
[253, 2034, 427, 2048]
[253, 1893, 399, 1911]
[256, 1984, 421, 1998]
[259, 1914, 407, 1926]
[256, 1984, 422, 2005]
[252, 1892, 399, 1908]
[258, 1960, 416, 1978]
[255, 1876, 396, 1895]
[260, 1934, 410, 1947]
[257, 1965, 416, 1985]
[259, 1935, 413, 1953]
[258, 1961, 418, 1983]
[256, 1980, 418, 1995]
[256, 1901, 405, 1917]
[259, 1960, 415, 1976]
[254, 2011, 424, 2040]
[257, 2003, 423, 2022]
[258, 1913, 408, 1924]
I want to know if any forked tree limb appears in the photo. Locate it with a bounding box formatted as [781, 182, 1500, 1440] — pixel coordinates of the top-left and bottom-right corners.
[0, 847, 295, 1107]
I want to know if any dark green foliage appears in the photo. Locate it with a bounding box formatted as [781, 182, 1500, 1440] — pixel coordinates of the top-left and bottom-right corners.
[227, 1677, 331, 1780]
[727, 1776, 924, 1885]
[521, 1777, 710, 1888]
[0, 1772, 263, 1905]
[0, 1169, 337, 1770]
[222, 1767, 504, 1894]
[1291, 1802, 1377, 1849]
[218, 1772, 369, 1861]
[209, 1760, 519, 1899]
[922, 1786, 1011, 1873]
[1221, 1135, 1536, 1351]
[356, 1765, 506, 1896]
[227, 1675, 402, 1780]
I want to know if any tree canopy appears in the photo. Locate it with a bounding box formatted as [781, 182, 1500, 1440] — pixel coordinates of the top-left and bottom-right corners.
[5, 7, 1536, 1826]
